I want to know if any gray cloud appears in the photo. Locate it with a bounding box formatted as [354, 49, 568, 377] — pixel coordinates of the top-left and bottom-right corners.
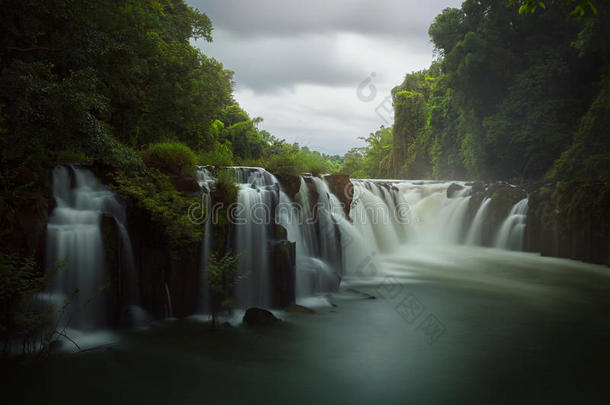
[189, 0, 458, 39]
[194, 31, 367, 93]
[186, 0, 463, 154]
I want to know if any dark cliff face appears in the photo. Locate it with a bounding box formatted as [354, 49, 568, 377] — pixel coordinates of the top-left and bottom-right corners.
[126, 202, 201, 319]
[526, 182, 610, 266]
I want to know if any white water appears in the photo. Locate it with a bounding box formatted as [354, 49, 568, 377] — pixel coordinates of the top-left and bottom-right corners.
[44, 163, 531, 331]
[495, 198, 529, 251]
[45, 165, 140, 329]
[195, 166, 215, 192]
[349, 181, 479, 250]
[229, 173, 529, 305]
[195, 167, 215, 313]
[164, 283, 174, 319]
[278, 177, 372, 299]
[231, 167, 278, 308]
[465, 197, 491, 246]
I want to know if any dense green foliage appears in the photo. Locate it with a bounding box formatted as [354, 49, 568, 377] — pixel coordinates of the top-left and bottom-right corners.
[111, 168, 202, 249]
[0, 0, 340, 181]
[142, 142, 197, 176]
[0, 0, 326, 347]
[0, 253, 53, 354]
[341, 127, 393, 178]
[0, 0, 344, 255]
[510, 0, 597, 16]
[2, 0, 608, 349]
[350, 0, 610, 182]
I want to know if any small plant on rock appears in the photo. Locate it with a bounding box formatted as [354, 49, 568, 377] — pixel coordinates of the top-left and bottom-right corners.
[206, 250, 245, 327]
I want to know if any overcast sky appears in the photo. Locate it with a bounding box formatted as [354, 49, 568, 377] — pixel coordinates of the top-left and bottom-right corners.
[187, 0, 463, 155]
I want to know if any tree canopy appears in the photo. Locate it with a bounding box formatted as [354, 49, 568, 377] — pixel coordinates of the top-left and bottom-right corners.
[349, 0, 610, 182]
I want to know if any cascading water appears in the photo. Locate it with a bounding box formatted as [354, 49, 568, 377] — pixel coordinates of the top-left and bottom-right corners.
[465, 197, 491, 246]
[45, 165, 140, 329]
[45, 161, 530, 332]
[196, 167, 215, 313]
[196, 166, 215, 192]
[494, 198, 528, 251]
[281, 176, 370, 298]
[195, 168, 529, 311]
[349, 181, 476, 248]
[230, 167, 279, 308]
[350, 181, 401, 252]
[164, 283, 174, 318]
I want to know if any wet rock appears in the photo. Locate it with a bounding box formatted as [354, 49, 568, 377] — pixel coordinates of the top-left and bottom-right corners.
[126, 204, 201, 319]
[467, 181, 485, 195]
[243, 308, 279, 326]
[485, 183, 527, 245]
[269, 240, 296, 308]
[275, 173, 301, 200]
[272, 224, 288, 241]
[323, 173, 353, 217]
[446, 183, 464, 198]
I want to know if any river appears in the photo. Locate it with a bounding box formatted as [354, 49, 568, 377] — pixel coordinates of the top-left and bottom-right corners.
[4, 245, 609, 404]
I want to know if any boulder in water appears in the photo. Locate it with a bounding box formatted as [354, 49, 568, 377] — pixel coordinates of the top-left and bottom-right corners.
[446, 183, 465, 198]
[243, 308, 280, 326]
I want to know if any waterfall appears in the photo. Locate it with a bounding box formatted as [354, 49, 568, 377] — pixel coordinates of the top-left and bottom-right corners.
[195, 168, 529, 312]
[45, 165, 140, 329]
[196, 167, 215, 313]
[274, 176, 371, 299]
[231, 167, 279, 308]
[196, 166, 215, 192]
[311, 177, 343, 273]
[465, 198, 491, 246]
[164, 283, 174, 318]
[350, 181, 401, 252]
[349, 181, 475, 248]
[45, 163, 530, 326]
[494, 198, 528, 250]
